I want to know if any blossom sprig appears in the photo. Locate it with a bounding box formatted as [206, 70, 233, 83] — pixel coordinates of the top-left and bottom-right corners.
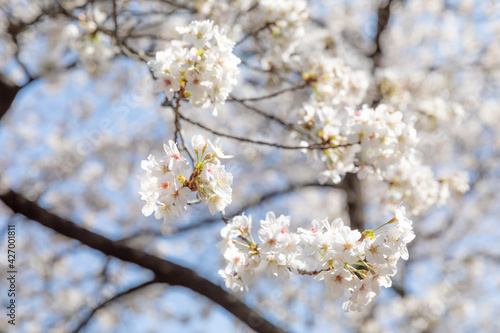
[255, 0, 309, 70]
[298, 55, 369, 107]
[70, 8, 117, 75]
[300, 102, 418, 184]
[148, 20, 240, 115]
[218, 207, 415, 311]
[299, 101, 469, 214]
[138, 135, 233, 224]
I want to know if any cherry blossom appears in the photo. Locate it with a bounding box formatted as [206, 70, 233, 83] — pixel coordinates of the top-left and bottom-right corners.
[218, 208, 415, 311]
[138, 135, 233, 223]
[148, 20, 240, 115]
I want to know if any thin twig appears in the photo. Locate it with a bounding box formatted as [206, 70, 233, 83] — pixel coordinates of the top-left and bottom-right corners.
[179, 113, 346, 150]
[161, 0, 196, 12]
[116, 181, 344, 244]
[176, 181, 342, 233]
[170, 93, 196, 164]
[229, 83, 307, 102]
[232, 2, 259, 26]
[178, 128, 195, 165]
[111, 0, 119, 42]
[173, 94, 182, 142]
[187, 199, 201, 205]
[235, 21, 274, 46]
[230, 98, 317, 139]
[72, 279, 158, 333]
[297, 268, 329, 276]
[221, 211, 229, 224]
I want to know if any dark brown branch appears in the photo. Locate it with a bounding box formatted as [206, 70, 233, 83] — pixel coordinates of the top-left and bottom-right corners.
[161, 0, 196, 12]
[0, 189, 287, 333]
[111, 0, 120, 42]
[391, 283, 406, 298]
[370, 0, 396, 68]
[173, 94, 183, 142]
[5, 1, 75, 38]
[343, 173, 364, 231]
[0, 60, 77, 121]
[345, 0, 397, 232]
[0, 74, 21, 121]
[72, 279, 159, 333]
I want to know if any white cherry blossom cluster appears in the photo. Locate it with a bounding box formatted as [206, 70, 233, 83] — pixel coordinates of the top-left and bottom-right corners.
[138, 135, 233, 223]
[148, 20, 240, 115]
[382, 157, 441, 216]
[300, 102, 418, 183]
[299, 101, 469, 215]
[70, 8, 117, 75]
[299, 55, 369, 107]
[375, 68, 412, 109]
[375, 69, 466, 129]
[440, 171, 470, 196]
[347, 104, 419, 179]
[416, 97, 465, 130]
[218, 207, 415, 311]
[183, 0, 254, 24]
[257, 0, 308, 69]
[382, 158, 470, 215]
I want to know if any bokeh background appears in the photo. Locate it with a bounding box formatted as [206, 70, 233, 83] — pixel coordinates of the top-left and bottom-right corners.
[1, 0, 500, 332]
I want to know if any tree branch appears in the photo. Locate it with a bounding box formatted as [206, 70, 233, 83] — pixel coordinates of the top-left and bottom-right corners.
[0, 60, 77, 121]
[344, 0, 397, 232]
[113, 181, 344, 247]
[370, 0, 396, 68]
[343, 173, 364, 231]
[229, 83, 307, 102]
[179, 112, 341, 150]
[236, 21, 274, 46]
[229, 98, 314, 138]
[0, 189, 287, 333]
[0, 74, 21, 121]
[175, 181, 343, 233]
[72, 279, 159, 333]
